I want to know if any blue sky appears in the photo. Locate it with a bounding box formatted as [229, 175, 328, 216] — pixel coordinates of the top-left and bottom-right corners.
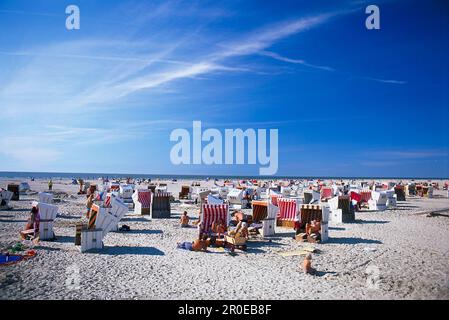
[0, 0, 448, 177]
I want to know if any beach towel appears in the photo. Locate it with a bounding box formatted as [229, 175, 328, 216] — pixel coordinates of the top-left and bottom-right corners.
[0, 250, 36, 266]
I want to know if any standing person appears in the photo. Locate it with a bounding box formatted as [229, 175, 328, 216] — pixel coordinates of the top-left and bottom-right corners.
[48, 179, 53, 191]
[86, 193, 94, 218]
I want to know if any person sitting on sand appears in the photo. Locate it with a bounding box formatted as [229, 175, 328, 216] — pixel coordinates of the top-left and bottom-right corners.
[180, 211, 190, 227]
[20, 206, 40, 240]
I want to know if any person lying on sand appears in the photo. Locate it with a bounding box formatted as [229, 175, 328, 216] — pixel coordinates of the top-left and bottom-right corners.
[177, 237, 209, 252]
[180, 211, 190, 227]
[20, 206, 40, 241]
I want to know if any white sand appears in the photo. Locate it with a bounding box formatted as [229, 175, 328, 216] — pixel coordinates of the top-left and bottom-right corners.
[1, 178, 448, 300]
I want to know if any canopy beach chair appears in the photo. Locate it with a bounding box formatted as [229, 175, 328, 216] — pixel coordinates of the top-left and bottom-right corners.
[277, 198, 302, 228]
[151, 192, 171, 218]
[0, 189, 13, 210]
[7, 184, 20, 200]
[32, 201, 58, 240]
[199, 204, 230, 238]
[82, 198, 128, 252]
[303, 190, 320, 204]
[132, 189, 152, 215]
[296, 204, 329, 243]
[368, 191, 388, 211]
[328, 195, 354, 223]
[394, 186, 406, 201]
[179, 186, 191, 200]
[38, 192, 53, 204]
[251, 200, 279, 237]
[320, 187, 334, 202]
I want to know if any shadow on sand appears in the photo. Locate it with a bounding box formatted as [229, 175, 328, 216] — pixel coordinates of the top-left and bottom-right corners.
[117, 229, 163, 235]
[352, 219, 389, 224]
[326, 237, 382, 245]
[99, 246, 165, 256]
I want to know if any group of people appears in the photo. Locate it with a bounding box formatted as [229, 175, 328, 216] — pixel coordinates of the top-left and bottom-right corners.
[176, 210, 249, 252]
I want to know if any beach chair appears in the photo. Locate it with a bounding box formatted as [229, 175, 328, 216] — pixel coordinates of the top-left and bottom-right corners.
[416, 185, 423, 197]
[19, 182, 30, 193]
[132, 189, 152, 215]
[151, 192, 171, 218]
[251, 200, 279, 237]
[328, 195, 354, 223]
[119, 184, 134, 199]
[320, 187, 333, 202]
[199, 204, 230, 237]
[368, 191, 388, 211]
[360, 190, 372, 206]
[385, 190, 397, 208]
[277, 198, 302, 228]
[32, 201, 58, 240]
[7, 184, 19, 200]
[38, 192, 53, 204]
[227, 188, 246, 209]
[296, 204, 330, 243]
[207, 194, 224, 205]
[394, 186, 406, 201]
[303, 190, 320, 204]
[423, 186, 433, 198]
[94, 198, 128, 237]
[0, 189, 13, 209]
[179, 185, 191, 200]
[280, 186, 292, 197]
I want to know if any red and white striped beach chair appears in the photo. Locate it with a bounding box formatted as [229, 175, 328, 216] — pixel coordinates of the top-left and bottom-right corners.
[200, 204, 230, 237]
[320, 187, 333, 201]
[276, 198, 301, 228]
[360, 190, 372, 205]
[132, 189, 152, 215]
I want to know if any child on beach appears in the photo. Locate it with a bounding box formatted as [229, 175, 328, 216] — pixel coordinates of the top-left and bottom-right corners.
[180, 211, 190, 227]
[20, 206, 40, 241]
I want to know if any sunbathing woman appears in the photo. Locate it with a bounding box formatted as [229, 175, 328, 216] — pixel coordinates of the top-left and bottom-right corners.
[20, 206, 40, 240]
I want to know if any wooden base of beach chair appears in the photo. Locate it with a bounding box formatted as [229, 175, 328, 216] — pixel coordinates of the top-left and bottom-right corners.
[276, 219, 295, 228]
[39, 220, 56, 240]
[80, 228, 103, 252]
[75, 223, 87, 245]
[260, 218, 275, 237]
[151, 210, 170, 219]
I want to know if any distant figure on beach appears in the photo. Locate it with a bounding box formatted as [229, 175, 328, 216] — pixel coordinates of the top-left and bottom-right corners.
[180, 211, 190, 227]
[20, 206, 40, 241]
[48, 179, 53, 191]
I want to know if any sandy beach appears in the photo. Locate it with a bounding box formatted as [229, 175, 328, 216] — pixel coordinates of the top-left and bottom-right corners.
[1, 178, 449, 300]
